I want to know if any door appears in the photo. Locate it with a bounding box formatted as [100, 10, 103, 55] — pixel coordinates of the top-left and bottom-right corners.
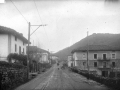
[71, 63, 73, 67]
[102, 71, 108, 77]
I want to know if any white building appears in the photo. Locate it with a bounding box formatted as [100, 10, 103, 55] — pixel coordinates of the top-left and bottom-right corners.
[0, 26, 28, 62]
[72, 45, 120, 77]
[67, 55, 74, 67]
[40, 53, 49, 63]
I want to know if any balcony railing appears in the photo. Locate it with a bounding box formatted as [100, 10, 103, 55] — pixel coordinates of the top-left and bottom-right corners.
[97, 58, 110, 61]
[98, 66, 111, 69]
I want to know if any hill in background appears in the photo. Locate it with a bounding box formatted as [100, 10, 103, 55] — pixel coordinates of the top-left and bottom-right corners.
[55, 33, 120, 60]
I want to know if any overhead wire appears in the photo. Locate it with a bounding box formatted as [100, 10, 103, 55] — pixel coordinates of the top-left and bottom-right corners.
[10, 0, 51, 50]
[33, 0, 52, 51]
[10, 0, 29, 24]
[10, 0, 39, 47]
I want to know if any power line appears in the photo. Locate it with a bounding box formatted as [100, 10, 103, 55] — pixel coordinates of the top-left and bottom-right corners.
[10, 0, 29, 24]
[33, 0, 52, 51]
[10, 0, 38, 47]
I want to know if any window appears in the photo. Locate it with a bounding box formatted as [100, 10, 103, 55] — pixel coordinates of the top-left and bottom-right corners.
[111, 53, 116, 59]
[82, 53, 86, 59]
[19, 46, 21, 54]
[23, 42, 24, 46]
[103, 54, 107, 59]
[103, 62, 107, 68]
[23, 48, 24, 54]
[83, 62, 86, 66]
[15, 36, 17, 41]
[94, 54, 97, 59]
[112, 62, 116, 67]
[94, 62, 97, 67]
[15, 44, 17, 52]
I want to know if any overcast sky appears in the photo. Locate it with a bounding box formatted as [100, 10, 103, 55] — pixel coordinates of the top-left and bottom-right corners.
[0, 0, 120, 52]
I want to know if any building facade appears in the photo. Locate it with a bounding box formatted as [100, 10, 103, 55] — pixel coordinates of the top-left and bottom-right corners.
[0, 26, 28, 61]
[28, 46, 50, 63]
[67, 55, 74, 67]
[40, 53, 49, 63]
[72, 45, 120, 77]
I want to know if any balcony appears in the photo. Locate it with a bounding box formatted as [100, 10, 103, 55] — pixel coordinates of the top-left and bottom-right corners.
[98, 66, 111, 70]
[97, 58, 110, 62]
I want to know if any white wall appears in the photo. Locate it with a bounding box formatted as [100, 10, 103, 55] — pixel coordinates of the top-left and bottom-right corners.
[0, 34, 27, 61]
[73, 52, 78, 61]
[0, 34, 8, 61]
[67, 56, 72, 67]
[73, 51, 120, 61]
[10, 35, 27, 55]
[41, 53, 49, 63]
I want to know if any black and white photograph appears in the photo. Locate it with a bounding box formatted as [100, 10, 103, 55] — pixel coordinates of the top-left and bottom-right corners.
[0, 0, 120, 90]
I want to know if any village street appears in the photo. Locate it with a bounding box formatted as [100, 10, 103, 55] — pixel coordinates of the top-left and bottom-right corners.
[15, 64, 111, 90]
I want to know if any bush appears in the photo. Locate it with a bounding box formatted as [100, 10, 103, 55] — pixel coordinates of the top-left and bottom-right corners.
[7, 53, 27, 66]
[0, 61, 27, 90]
[70, 67, 120, 90]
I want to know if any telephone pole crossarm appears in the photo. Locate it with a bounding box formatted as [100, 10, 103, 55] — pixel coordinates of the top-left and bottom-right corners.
[30, 24, 47, 36]
[31, 24, 47, 26]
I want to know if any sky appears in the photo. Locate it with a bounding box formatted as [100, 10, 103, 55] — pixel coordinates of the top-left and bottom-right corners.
[0, 0, 120, 53]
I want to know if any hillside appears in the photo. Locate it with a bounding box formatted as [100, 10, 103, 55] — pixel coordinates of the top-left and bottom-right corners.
[55, 33, 120, 60]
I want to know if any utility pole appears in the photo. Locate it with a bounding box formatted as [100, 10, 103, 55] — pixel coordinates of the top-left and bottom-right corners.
[87, 31, 90, 80]
[27, 22, 47, 79]
[27, 22, 30, 79]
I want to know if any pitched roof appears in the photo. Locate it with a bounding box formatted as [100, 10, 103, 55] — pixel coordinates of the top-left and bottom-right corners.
[27, 46, 49, 53]
[28, 46, 38, 53]
[0, 26, 28, 43]
[72, 45, 120, 53]
[38, 48, 49, 53]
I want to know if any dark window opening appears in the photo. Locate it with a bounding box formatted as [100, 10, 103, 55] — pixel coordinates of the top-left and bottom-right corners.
[94, 54, 97, 59]
[83, 62, 86, 66]
[23, 48, 24, 54]
[103, 54, 107, 59]
[94, 62, 97, 67]
[112, 62, 115, 67]
[15, 44, 17, 52]
[19, 46, 21, 54]
[15, 36, 17, 41]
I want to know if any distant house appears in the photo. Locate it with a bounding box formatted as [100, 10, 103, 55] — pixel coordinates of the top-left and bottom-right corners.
[27, 46, 40, 62]
[27, 46, 50, 63]
[40, 53, 49, 63]
[0, 26, 28, 62]
[38, 48, 50, 63]
[72, 45, 120, 77]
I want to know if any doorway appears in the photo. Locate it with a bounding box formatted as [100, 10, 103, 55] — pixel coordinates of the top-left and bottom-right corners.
[102, 71, 108, 77]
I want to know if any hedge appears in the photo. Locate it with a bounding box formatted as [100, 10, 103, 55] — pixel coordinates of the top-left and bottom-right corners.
[0, 61, 27, 90]
[70, 67, 120, 90]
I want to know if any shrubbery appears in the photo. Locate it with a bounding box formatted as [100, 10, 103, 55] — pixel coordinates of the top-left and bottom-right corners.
[70, 67, 120, 90]
[7, 53, 27, 66]
[0, 61, 27, 90]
